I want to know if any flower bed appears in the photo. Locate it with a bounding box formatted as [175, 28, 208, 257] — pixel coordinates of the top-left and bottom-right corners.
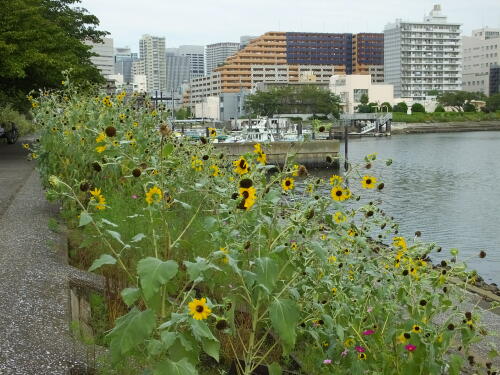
[28, 82, 496, 375]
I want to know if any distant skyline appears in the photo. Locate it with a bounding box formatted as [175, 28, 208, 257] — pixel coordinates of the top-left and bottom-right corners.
[78, 0, 500, 51]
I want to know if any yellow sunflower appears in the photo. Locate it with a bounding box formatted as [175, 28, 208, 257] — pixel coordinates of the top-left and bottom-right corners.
[233, 157, 249, 175]
[411, 325, 421, 334]
[191, 159, 203, 172]
[331, 186, 346, 201]
[188, 297, 212, 320]
[292, 164, 300, 177]
[208, 127, 217, 137]
[22, 143, 30, 150]
[253, 143, 262, 154]
[358, 353, 367, 360]
[281, 177, 295, 191]
[396, 333, 408, 344]
[256, 152, 267, 164]
[329, 175, 343, 185]
[239, 186, 257, 210]
[145, 186, 162, 205]
[343, 338, 354, 347]
[393, 236, 407, 250]
[210, 165, 220, 177]
[95, 145, 107, 153]
[328, 255, 337, 264]
[361, 175, 377, 189]
[95, 132, 107, 143]
[333, 211, 347, 223]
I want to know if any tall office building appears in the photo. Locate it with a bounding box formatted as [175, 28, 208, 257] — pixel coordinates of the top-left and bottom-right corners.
[352, 33, 385, 82]
[86, 37, 114, 78]
[177, 45, 205, 79]
[462, 28, 500, 95]
[139, 34, 167, 93]
[206, 42, 240, 74]
[490, 64, 500, 95]
[384, 5, 462, 100]
[166, 52, 190, 94]
[114, 47, 137, 84]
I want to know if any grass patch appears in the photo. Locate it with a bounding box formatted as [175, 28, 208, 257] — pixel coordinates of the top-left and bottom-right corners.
[393, 111, 500, 123]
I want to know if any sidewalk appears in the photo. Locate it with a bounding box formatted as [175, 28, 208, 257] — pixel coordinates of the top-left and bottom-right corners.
[0, 170, 85, 374]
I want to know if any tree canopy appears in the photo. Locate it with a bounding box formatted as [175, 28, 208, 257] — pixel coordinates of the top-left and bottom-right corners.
[0, 0, 107, 111]
[437, 91, 486, 112]
[244, 85, 341, 118]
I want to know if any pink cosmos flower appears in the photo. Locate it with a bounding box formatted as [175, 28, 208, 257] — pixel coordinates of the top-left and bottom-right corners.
[362, 329, 375, 335]
[131, 195, 138, 199]
[355, 346, 365, 353]
[405, 344, 417, 352]
[323, 359, 332, 364]
[367, 307, 373, 313]
[341, 349, 349, 357]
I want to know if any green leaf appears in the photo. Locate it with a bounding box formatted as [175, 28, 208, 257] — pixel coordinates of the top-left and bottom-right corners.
[268, 363, 282, 375]
[137, 257, 178, 300]
[106, 230, 125, 245]
[255, 257, 279, 294]
[107, 308, 156, 361]
[131, 233, 146, 243]
[184, 257, 220, 282]
[88, 254, 116, 272]
[336, 325, 345, 342]
[269, 298, 300, 354]
[148, 339, 164, 356]
[78, 211, 92, 227]
[121, 287, 141, 307]
[190, 319, 216, 342]
[448, 354, 464, 375]
[202, 339, 220, 362]
[101, 218, 118, 227]
[160, 331, 177, 351]
[154, 358, 197, 375]
[162, 143, 174, 158]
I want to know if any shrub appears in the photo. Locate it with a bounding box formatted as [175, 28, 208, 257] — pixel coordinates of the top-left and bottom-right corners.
[393, 102, 408, 113]
[463, 102, 476, 113]
[434, 105, 445, 113]
[411, 103, 426, 113]
[0, 105, 34, 135]
[380, 102, 392, 112]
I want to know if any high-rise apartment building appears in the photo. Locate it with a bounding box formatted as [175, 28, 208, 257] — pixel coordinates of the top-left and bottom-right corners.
[114, 47, 137, 84]
[166, 52, 190, 94]
[86, 37, 114, 78]
[384, 5, 462, 100]
[462, 28, 500, 95]
[177, 45, 205, 79]
[139, 35, 167, 93]
[352, 33, 385, 82]
[206, 42, 240, 74]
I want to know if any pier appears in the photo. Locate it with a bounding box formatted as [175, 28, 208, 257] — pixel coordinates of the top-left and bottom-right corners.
[213, 140, 340, 169]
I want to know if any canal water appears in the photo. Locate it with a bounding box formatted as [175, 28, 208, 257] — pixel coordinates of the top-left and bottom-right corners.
[334, 131, 500, 284]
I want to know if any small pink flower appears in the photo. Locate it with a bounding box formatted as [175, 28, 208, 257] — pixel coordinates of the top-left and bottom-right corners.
[341, 349, 349, 357]
[355, 346, 365, 353]
[405, 344, 417, 352]
[367, 307, 373, 313]
[323, 359, 332, 364]
[362, 329, 375, 335]
[131, 195, 138, 199]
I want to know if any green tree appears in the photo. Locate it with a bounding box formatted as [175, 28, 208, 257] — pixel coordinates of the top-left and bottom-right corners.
[434, 105, 445, 113]
[463, 102, 476, 112]
[0, 0, 107, 111]
[486, 93, 500, 112]
[411, 103, 426, 113]
[393, 102, 408, 113]
[427, 89, 440, 97]
[380, 102, 392, 112]
[437, 91, 486, 112]
[359, 94, 369, 105]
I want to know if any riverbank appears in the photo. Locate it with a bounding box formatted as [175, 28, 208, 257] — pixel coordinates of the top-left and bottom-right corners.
[391, 120, 500, 134]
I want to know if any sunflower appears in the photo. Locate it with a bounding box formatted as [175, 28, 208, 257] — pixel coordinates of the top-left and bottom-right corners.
[22, 143, 30, 150]
[358, 353, 367, 360]
[233, 157, 249, 175]
[333, 211, 347, 223]
[95, 194, 106, 210]
[95, 145, 107, 153]
[331, 186, 346, 201]
[347, 229, 356, 237]
[281, 177, 295, 191]
[95, 132, 107, 143]
[343, 338, 354, 347]
[292, 164, 300, 177]
[329, 175, 343, 185]
[290, 241, 298, 250]
[393, 236, 407, 250]
[396, 333, 408, 344]
[361, 175, 377, 189]
[239, 186, 256, 210]
[210, 165, 220, 177]
[328, 255, 337, 264]
[133, 121, 139, 127]
[256, 152, 267, 164]
[254, 143, 262, 154]
[145, 186, 162, 205]
[188, 297, 212, 320]
[343, 188, 352, 200]
[411, 325, 421, 334]
[208, 127, 217, 137]
[191, 159, 203, 172]
[112, 140, 120, 147]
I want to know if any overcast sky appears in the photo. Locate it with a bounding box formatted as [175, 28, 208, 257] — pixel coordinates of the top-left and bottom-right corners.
[78, 0, 500, 51]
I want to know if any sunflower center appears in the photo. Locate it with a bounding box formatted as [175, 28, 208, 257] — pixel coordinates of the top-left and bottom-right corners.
[285, 180, 291, 186]
[242, 191, 249, 199]
[239, 160, 246, 168]
[336, 190, 342, 196]
[366, 179, 372, 185]
[196, 305, 204, 313]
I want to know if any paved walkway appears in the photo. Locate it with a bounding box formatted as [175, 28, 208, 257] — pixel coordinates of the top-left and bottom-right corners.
[0, 141, 86, 374]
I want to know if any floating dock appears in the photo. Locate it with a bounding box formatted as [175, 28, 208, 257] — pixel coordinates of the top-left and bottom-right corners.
[213, 140, 340, 169]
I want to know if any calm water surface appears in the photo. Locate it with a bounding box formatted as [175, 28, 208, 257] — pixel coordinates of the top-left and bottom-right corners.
[335, 131, 500, 284]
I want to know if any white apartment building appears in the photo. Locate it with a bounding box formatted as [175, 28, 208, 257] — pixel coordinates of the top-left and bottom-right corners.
[86, 37, 114, 78]
[205, 42, 240, 74]
[384, 5, 462, 100]
[139, 35, 167, 93]
[462, 28, 500, 95]
[330, 74, 394, 114]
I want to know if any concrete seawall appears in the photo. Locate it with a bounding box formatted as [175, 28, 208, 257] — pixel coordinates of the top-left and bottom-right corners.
[214, 140, 340, 169]
[392, 121, 500, 134]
